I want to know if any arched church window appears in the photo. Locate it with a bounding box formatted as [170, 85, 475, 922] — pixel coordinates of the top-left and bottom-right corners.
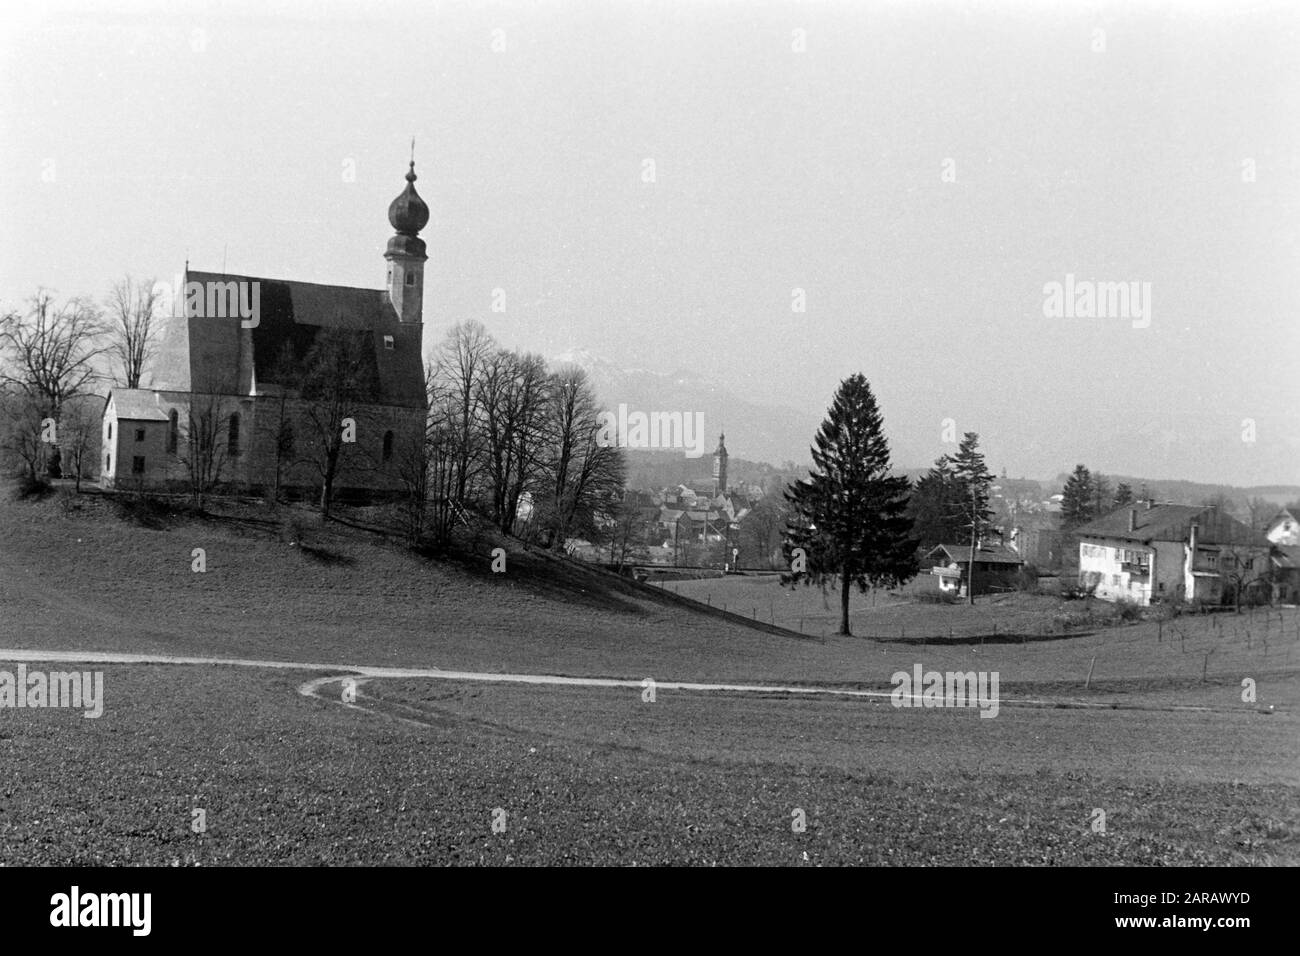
[382, 430, 394, 461]
[167, 409, 178, 453]
[228, 413, 240, 457]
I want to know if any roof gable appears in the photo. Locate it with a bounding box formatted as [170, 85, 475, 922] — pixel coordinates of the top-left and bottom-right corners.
[928, 544, 1023, 565]
[107, 388, 169, 421]
[1076, 503, 1268, 547]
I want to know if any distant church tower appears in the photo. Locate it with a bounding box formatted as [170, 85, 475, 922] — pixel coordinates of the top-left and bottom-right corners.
[385, 159, 429, 324]
[712, 432, 728, 496]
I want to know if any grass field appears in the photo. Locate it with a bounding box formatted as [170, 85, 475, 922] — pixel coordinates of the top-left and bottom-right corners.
[1, 485, 1297, 865]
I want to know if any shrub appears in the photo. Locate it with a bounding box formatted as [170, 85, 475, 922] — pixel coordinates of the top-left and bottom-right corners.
[57, 486, 82, 515]
[916, 589, 959, 604]
[112, 492, 173, 529]
[15, 473, 53, 499]
[1113, 597, 1142, 622]
[1015, 563, 1041, 593]
[280, 512, 308, 548]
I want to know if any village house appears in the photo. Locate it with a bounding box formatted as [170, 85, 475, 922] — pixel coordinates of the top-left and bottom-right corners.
[100, 162, 431, 497]
[927, 542, 1024, 597]
[1074, 502, 1271, 606]
[1266, 508, 1299, 546]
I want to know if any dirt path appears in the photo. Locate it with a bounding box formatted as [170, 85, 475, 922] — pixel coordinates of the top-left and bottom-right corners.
[0, 646, 1253, 715]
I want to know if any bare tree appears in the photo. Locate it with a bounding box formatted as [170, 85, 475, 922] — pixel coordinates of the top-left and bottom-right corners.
[267, 341, 300, 501]
[740, 494, 788, 569]
[1247, 496, 1274, 531]
[299, 328, 379, 518]
[544, 366, 625, 547]
[0, 290, 107, 415]
[432, 320, 495, 506]
[426, 392, 465, 548]
[475, 348, 552, 534]
[106, 276, 161, 388]
[0, 388, 49, 482]
[606, 495, 646, 568]
[177, 388, 232, 509]
[59, 394, 102, 492]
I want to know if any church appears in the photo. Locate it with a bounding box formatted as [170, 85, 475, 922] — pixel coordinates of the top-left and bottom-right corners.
[100, 162, 431, 499]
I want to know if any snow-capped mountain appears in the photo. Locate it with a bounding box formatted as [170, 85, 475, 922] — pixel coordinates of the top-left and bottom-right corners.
[550, 348, 816, 467]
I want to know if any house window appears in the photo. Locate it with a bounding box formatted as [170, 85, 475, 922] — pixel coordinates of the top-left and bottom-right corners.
[405, 272, 415, 286]
[167, 410, 178, 453]
[382, 430, 394, 461]
[135, 428, 145, 442]
[132, 456, 145, 475]
[383, 335, 394, 350]
[228, 412, 240, 457]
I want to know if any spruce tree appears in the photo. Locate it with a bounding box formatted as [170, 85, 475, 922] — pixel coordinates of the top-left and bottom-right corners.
[950, 432, 993, 536]
[783, 374, 918, 636]
[1113, 483, 1134, 508]
[949, 432, 994, 603]
[1060, 464, 1095, 530]
[1091, 471, 1113, 518]
[906, 454, 967, 550]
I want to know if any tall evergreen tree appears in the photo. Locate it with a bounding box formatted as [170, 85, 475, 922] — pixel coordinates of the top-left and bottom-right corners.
[906, 454, 965, 550]
[1091, 471, 1113, 517]
[783, 374, 918, 636]
[950, 432, 993, 535]
[949, 432, 994, 603]
[1060, 464, 1095, 530]
[1113, 482, 1134, 508]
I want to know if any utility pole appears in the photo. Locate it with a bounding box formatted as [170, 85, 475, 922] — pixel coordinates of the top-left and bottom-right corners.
[968, 480, 979, 606]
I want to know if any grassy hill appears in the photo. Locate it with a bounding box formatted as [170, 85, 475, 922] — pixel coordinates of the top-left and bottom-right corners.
[1, 482, 1297, 865]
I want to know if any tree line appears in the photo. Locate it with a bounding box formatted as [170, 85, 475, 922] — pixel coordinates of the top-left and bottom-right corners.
[0, 285, 624, 554]
[402, 320, 625, 549]
[0, 281, 157, 488]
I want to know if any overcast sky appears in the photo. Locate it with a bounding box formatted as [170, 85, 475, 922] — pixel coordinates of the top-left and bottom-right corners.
[2, 0, 1297, 485]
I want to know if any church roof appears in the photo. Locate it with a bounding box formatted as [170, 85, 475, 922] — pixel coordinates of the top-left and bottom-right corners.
[156, 271, 425, 408]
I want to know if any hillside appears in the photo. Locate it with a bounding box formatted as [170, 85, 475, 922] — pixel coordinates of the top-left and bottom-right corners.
[2, 482, 1297, 866]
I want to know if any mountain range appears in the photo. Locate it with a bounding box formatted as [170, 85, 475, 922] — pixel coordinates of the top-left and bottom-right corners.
[550, 348, 816, 468]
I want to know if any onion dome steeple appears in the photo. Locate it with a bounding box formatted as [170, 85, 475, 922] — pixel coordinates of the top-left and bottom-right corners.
[386, 160, 429, 261]
[384, 152, 429, 324]
[388, 161, 430, 237]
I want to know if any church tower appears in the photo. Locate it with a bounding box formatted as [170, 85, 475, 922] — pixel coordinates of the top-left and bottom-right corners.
[385, 159, 429, 324]
[712, 432, 728, 496]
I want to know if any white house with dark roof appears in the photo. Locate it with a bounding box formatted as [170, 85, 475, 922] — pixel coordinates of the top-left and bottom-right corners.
[100, 162, 431, 496]
[1074, 503, 1271, 605]
[1266, 508, 1299, 546]
[101, 389, 170, 486]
